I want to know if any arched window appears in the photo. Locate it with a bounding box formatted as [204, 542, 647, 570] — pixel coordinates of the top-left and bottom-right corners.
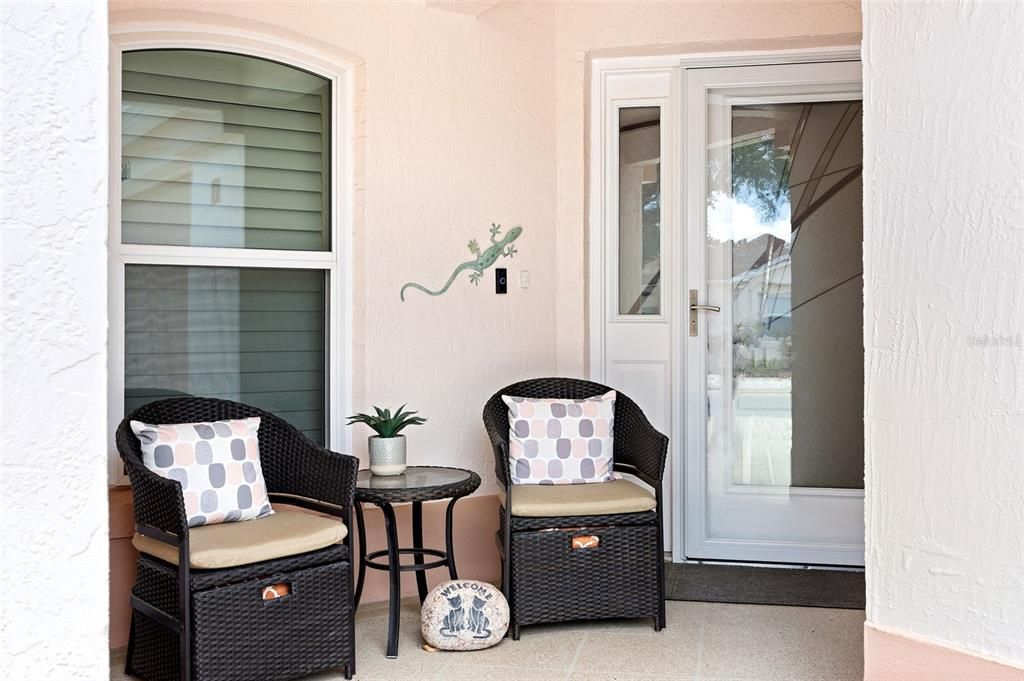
[111, 45, 349, 481]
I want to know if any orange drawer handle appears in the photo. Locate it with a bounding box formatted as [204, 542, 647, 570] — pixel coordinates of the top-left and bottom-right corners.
[262, 582, 291, 600]
[571, 535, 600, 550]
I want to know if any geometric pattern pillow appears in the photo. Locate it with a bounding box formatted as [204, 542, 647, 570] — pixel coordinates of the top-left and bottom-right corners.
[502, 390, 617, 485]
[131, 417, 273, 527]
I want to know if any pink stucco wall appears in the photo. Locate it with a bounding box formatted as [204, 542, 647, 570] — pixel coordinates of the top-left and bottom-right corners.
[106, 0, 862, 650]
[549, 0, 861, 375]
[865, 625, 1024, 681]
[108, 0, 862, 479]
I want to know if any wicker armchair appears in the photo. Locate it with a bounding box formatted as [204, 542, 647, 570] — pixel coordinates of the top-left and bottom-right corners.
[483, 378, 668, 638]
[117, 397, 358, 681]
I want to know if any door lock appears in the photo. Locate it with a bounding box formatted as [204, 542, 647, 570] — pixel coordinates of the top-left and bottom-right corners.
[689, 289, 720, 337]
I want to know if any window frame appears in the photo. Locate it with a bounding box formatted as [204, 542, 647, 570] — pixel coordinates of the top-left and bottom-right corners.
[108, 25, 354, 484]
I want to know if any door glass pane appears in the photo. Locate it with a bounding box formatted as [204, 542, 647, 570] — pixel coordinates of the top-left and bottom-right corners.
[706, 100, 863, 490]
[125, 265, 326, 444]
[618, 106, 661, 315]
[121, 50, 331, 250]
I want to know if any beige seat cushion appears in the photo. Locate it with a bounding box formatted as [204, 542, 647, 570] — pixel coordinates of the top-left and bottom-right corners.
[133, 509, 348, 569]
[499, 479, 656, 517]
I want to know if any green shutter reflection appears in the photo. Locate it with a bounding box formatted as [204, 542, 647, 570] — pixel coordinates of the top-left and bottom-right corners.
[124, 265, 326, 445]
[121, 49, 331, 251]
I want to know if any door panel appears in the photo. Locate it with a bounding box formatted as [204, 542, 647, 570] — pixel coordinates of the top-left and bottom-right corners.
[595, 69, 676, 548]
[684, 62, 865, 566]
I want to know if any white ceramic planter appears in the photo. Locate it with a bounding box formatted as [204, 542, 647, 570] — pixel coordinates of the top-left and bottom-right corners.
[369, 435, 407, 476]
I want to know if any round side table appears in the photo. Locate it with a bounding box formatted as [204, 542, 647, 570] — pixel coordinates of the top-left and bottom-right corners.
[352, 465, 481, 658]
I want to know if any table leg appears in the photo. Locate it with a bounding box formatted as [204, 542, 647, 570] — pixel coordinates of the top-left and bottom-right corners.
[411, 501, 428, 603]
[353, 502, 367, 609]
[379, 502, 402, 659]
[444, 497, 459, 580]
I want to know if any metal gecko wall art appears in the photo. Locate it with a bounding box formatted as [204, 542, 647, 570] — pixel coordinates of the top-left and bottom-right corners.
[400, 223, 522, 301]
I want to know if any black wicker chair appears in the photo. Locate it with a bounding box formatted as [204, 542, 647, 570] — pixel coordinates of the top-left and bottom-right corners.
[116, 397, 358, 681]
[483, 378, 668, 638]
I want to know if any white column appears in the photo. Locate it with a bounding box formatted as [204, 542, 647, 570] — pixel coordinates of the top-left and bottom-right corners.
[863, 0, 1024, 667]
[1, 1, 110, 677]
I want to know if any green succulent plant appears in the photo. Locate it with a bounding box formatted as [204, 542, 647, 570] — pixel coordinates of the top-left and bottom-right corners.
[346, 405, 427, 438]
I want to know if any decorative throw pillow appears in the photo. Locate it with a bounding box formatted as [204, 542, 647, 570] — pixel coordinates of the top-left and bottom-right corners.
[131, 417, 274, 527]
[502, 391, 617, 485]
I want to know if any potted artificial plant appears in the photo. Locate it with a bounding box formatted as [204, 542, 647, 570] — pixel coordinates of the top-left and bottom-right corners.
[347, 405, 427, 476]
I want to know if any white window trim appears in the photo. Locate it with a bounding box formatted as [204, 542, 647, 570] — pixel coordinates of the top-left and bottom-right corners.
[588, 46, 861, 562]
[108, 22, 355, 484]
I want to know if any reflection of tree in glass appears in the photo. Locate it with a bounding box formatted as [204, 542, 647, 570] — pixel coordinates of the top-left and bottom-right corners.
[733, 318, 793, 378]
[730, 133, 791, 224]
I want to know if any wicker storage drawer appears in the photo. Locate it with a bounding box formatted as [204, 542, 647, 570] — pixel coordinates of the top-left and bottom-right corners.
[130, 557, 353, 681]
[506, 522, 660, 626]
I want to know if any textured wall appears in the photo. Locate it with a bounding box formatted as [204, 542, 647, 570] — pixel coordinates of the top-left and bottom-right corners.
[863, 0, 1024, 667]
[110, 1, 560, 495]
[0, 1, 110, 676]
[106, 1, 558, 635]
[104, 0, 870, 645]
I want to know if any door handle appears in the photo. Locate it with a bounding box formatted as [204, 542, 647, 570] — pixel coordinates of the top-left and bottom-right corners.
[689, 289, 720, 336]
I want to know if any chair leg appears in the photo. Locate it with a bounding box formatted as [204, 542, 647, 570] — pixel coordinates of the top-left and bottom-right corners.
[178, 543, 192, 681]
[179, 629, 191, 681]
[502, 500, 516, 641]
[655, 494, 667, 632]
[345, 562, 357, 680]
[124, 612, 137, 676]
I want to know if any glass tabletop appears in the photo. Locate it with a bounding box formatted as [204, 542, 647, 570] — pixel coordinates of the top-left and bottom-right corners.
[356, 466, 473, 491]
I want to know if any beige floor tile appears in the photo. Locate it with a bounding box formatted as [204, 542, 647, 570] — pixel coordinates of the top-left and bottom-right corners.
[111, 600, 865, 681]
[443, 627, 583, 670]
[441, 664, 568, 681]
[108, 650, 128, 681]
[347, 655, 446, 681]
[571, 631, 700, 678]
[549, 601, 702, 639]
[702, 601, 865, 629]
[566, 674, 684, 681]
[700, 605, 864, 681]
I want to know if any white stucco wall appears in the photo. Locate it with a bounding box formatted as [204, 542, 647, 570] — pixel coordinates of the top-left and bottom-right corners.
[1, 1, 110, 677]
[863, 0, 1024, 667]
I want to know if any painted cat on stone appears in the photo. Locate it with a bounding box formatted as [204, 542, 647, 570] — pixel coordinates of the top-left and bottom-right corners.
[422, 580, 509, 650]
[439, 595, 466, 637]
[467, 595, 492, 639]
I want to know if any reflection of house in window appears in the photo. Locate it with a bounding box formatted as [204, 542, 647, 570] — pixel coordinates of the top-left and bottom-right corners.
[618, 106, 661, 315]
[717, 101, 864, 490]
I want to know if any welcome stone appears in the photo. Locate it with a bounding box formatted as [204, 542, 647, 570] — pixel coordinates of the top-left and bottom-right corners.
[420, 580, 509, 651]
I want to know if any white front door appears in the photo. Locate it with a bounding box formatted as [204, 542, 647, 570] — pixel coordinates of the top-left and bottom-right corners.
[683, 61, 865, 566]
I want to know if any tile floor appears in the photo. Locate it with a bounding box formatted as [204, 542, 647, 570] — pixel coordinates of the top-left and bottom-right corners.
[111, 599, 865, 681]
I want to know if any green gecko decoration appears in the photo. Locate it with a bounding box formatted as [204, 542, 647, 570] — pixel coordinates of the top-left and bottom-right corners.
[400, 223, 522, 301]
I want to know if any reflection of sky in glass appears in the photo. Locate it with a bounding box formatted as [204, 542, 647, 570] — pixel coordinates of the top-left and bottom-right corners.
[708, 133, 792, 244]
[708, 190, 791, 243]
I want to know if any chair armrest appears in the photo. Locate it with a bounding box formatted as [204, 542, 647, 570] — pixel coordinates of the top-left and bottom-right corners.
[482, 403, 510, 487]
[122, 457, 189, 539]
[613, 399, 669, 486]
[267, 443, 359, 512]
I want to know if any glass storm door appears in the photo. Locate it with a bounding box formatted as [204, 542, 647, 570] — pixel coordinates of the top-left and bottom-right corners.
[683, 62, 865, 566]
